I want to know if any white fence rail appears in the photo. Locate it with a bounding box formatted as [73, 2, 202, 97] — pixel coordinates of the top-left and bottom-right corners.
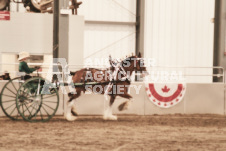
[0, 63, 224, 83]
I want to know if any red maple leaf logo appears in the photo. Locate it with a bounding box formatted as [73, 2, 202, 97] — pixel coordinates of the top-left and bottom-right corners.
[162, 85, 170, 93]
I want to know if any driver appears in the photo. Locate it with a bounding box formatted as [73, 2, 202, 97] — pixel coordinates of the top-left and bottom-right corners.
[18, 51, 39, 79]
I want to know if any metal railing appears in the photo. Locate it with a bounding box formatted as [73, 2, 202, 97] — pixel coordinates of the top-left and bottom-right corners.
[144, 66, 224, 84]
[0, 63, 224, 83]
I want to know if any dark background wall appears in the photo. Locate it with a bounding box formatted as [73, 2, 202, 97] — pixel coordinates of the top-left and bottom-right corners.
[213, 0, 226, 82]
[214, 0, 226, 68]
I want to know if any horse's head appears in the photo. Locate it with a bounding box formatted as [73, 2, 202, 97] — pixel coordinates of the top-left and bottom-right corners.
[134, 52, 147, 73]
[121, 52, 147, 77]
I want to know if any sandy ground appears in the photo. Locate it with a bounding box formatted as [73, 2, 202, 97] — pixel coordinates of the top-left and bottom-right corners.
[1, 114, 226, 151]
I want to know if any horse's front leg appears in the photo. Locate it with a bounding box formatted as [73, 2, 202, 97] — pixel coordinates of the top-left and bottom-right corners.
[103, 95, 117, 120]
[118, 93, 133, 111]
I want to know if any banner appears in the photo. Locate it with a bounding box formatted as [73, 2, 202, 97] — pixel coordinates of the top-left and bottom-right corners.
[145, 83, 186, 108]
[0, 11, 10, 21]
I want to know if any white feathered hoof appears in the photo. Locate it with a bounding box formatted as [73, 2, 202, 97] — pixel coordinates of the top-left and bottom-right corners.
[103, 115, 118, 121]
[65, 114, 77, 121]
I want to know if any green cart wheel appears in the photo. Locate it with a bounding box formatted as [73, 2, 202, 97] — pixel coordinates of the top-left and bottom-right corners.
[0, 77, 24, 120]
[16, 77, 59, 122]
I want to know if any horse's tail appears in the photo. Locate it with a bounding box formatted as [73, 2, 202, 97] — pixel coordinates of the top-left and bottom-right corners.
[70, 71, 77, 76]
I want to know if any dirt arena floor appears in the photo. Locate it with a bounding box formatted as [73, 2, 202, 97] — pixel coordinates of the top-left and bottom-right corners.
[1, 114, 226, 151]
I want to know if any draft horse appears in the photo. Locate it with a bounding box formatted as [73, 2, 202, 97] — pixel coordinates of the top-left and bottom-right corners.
[65, 53, 146, 121]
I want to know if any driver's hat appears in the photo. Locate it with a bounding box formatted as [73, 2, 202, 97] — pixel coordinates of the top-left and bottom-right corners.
[18, 51, 30, 61]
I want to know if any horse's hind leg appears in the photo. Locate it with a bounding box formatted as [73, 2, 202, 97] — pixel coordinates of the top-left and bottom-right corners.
[65, 89, 81, 121]
[103, 95, 117, 120]
[65, 99, 77, 121]
[68, 93, 78, 116]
